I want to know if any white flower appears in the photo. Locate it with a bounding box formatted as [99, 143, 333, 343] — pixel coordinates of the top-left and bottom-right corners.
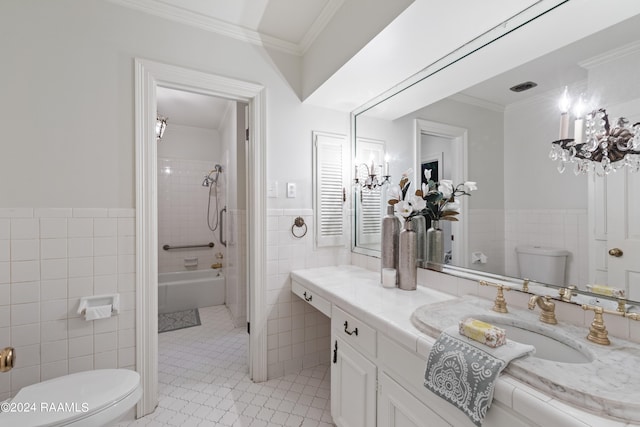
[401, 168, 413, 178]
[387, 184, 402, 202]
[421, 182, 429, 195]
[438, 180, 454, 198]
[443, 200, 460, 213]
[397, 200, 413, 217]
[424, 168, 432, 181]
[410, 195, 426, 211]
[464, 181, 477, 192]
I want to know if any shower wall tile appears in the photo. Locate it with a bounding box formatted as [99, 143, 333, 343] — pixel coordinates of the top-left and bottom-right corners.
[1, 208, 136, 400]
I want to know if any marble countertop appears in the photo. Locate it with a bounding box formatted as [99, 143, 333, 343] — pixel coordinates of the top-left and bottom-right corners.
[411, 295, 640, 423]
[291, 265, 640, 426]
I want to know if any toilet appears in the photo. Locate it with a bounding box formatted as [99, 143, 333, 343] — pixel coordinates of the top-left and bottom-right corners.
[515, 245, 569, 286]
[0, 369, 142, 427]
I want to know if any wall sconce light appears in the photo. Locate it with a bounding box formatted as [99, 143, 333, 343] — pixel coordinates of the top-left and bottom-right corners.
[354, 155, 391, 190]
[156, 115, 168, 140]
[550, 88, 640, 175]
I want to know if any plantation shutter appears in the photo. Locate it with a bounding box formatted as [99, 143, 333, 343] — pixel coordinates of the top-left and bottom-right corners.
[359, 187, 382, 244]
[313, 132, 347, 247]
[355, 138, 385, 247]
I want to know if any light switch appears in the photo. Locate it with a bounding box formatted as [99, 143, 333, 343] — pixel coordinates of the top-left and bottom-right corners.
[287, 182, 296, 198]
[267, 181, 278, 198]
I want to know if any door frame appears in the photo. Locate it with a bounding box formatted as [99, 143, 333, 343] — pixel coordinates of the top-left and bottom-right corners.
[415, 119, 468, 267]
[134, 58, 268, 417]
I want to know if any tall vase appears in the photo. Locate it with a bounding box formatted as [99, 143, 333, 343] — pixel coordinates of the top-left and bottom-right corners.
[398, 219, 417, 291]
[381, 205, 400, 285]
[426, 219, 444, 264]
[412, 215, 426, 268]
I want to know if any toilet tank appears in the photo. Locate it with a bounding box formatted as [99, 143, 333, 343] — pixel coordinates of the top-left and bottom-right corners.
[515, 245, 569, 286]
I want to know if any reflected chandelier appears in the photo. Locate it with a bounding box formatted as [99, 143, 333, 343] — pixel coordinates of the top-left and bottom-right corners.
[549, 88, 640, 175]
[354, 158, 391, 190]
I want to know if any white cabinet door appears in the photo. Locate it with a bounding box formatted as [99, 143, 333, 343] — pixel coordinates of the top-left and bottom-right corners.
[378, 373, 451, 427]
[331, 336, 377, 427]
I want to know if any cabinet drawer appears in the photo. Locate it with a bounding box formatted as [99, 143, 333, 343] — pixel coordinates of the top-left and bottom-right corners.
[292, 280, 331, 317]
[332, 306, 376, 358]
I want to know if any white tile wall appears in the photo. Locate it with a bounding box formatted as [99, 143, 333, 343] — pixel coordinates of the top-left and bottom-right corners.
[158, 158, 225, 274]
[0, 208, 136, 400]
[266, 209, 351, 379]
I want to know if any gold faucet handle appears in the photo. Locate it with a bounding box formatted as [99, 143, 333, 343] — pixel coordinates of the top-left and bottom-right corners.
[582, 304, 610, 345]
[0, 347, 15, 372]
[522, 278, 530, 293]
[479, 280, 510, 313]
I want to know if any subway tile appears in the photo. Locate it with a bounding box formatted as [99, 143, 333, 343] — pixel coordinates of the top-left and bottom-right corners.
[95, 350, 118, 369]
[118, 346, 135, 367]
[41, 339, 68, 363]
[94, 237, 117, 256]
[11, 260, 40, 283]
[108, 208, 135, 218]
[41, 279, 67, 300]
[10, 365, 40, 393]
[94, 331, 118, 353]
[11, 218, 39, 239]
[118, 254, 135, 274]
[117, 218, 135, 237]
[68, 277, 93, 298]
[40, 218, 68, 239]
[11, 281, 39, 304]
[0, 306, 9, 328]
[40, 238, 67, 259]
[0, 240, 9, 262]
[11, 302, 40, 325]
[68, 257, 93, 278]
[117, 236, 135, 255]
[73, 208, 107, 218]
[94, 218, 117, 237]
[68, 355, 93, 373]
[68, 237, 93, 257]
[67, 317, 93, 338]
[15, 343, 40, 367]
[11, 239, 39, 261]
[0, 220, 9, 239]
[35, 208, 72, 218]
[94, 316, 118, 334]
[41, 299, 68, 322]
[94, 274, 118, 294]
[94, 256, 117, 276]
[41, 320, 68, 342]
[41, 360, 69, 381]
[0, 208, 33, 218]
[68, 218, 93, 238]
[0, 263, 9, 284]
[41, 258, 68, 280]
[69, 335, 94, 358]
[118, 273, 135, 292]
[11, 323, 40, 346]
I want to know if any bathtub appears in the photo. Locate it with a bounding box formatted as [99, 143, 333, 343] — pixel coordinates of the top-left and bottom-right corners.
[158, 269, 225, 314]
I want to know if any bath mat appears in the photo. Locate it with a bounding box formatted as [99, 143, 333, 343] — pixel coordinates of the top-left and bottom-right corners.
[158, 308, 201, 333]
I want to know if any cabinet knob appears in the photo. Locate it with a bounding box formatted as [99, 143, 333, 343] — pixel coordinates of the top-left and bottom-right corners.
[608, 248, 623, 257]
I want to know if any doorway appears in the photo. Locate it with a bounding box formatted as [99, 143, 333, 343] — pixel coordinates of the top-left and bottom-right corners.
[415, 119, 468, 268]
[135, 59, 267, 417]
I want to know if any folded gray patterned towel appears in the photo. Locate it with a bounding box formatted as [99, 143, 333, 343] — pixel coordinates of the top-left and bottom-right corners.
[424, 325, 535, 427]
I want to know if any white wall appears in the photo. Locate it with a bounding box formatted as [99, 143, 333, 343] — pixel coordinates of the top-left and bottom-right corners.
[0, 0, 351, 395]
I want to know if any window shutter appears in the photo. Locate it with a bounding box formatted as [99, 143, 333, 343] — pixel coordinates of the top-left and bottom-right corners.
[313, 132, 347, 247]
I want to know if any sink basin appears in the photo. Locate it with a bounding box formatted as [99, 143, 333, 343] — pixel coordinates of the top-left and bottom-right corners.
[476, 316, 594, 364]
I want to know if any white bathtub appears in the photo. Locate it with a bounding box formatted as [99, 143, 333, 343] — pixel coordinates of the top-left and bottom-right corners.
[158, 269, 225, 314]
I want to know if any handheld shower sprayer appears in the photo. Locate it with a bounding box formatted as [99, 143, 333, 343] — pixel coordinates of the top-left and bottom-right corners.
[202, 164, 223, 187]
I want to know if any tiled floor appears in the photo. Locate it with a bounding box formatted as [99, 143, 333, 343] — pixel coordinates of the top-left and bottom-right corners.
[116, 306, 334, 427]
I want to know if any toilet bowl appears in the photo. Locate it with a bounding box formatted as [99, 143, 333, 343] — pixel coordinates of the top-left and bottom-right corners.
[0, 369, 142, 427]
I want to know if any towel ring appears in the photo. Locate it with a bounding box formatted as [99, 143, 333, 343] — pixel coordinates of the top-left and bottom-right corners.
[291, 216, 307, 238]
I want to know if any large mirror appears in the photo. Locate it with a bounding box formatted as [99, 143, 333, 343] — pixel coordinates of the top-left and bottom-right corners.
[353, 4, 640, 311]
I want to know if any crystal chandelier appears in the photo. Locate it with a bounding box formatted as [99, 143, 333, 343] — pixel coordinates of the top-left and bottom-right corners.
[549, 88, 640, 175]
[354, 157, 391, 190]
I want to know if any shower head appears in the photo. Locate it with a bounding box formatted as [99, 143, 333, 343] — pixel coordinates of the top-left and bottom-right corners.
[202, 165, 223, 187]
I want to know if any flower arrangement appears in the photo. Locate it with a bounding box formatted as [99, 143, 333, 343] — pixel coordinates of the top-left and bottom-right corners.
[388, 168, 477, 221]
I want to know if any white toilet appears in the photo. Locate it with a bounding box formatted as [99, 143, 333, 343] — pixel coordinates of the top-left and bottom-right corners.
[515, 245, 569, 286]
[0, 369, 142, 427]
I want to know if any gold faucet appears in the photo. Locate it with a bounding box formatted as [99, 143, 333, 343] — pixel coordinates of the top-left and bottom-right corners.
[528, 295, 557, 324]
[582, 304, 640, 345]
[479, 280, 510, 313]
[558, 285, 577, 302]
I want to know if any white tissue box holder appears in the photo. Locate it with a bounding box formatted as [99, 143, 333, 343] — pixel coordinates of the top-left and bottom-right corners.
[77, 294, 120, 320]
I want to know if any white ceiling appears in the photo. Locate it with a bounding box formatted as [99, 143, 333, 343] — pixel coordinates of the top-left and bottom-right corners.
[156, 87, 231, 130]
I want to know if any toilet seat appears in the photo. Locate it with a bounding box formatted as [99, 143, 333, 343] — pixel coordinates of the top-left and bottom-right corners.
[0, 369, 142, 427]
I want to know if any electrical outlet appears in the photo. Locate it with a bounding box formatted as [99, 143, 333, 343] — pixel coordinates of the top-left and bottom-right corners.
[287, 182, 296, 198]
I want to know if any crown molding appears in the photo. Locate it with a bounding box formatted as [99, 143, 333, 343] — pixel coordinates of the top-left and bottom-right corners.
[578, 40, 640, 70]
[299, 0, 345, 54]
[107, 0, 302, 55]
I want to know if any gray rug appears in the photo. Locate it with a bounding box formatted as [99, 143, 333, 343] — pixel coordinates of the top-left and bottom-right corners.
[158, 308, 201, 333]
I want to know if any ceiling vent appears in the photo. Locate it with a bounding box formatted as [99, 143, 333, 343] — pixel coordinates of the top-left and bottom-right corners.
[509, 81, 538, 92]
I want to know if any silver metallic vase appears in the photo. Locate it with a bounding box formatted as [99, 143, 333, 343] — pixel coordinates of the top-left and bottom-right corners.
[412, 215, 426, 267]
[426, 219, 444, 264]
[381, 205, 400, 284]
[398, 219, 417, 291]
